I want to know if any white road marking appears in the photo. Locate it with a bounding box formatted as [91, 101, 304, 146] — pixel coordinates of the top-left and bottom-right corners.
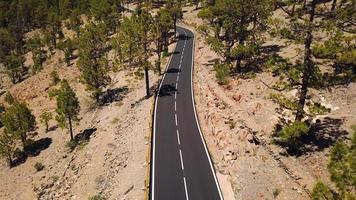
[175, 91, 177, 99]
[179, 149, 184, 170]
[183, 177, 189, 200]
[152, 27, 180, 200]
[175, 113, 178, 126]
[176, 75, 179, 82]
[175, 82, 178, 90]
[174, 101, 177, 111]
[176, 129, 181, 145]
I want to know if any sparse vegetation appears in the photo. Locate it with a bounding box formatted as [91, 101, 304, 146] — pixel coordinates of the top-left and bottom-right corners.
[273, 188, 281, 198]
[213, 63, 230, 85]
[34, 162, 44, 172]
[88, 194, 105, 200]
[274, 121, 310, 152]
[40, 111, 53, 132]
[311, 126, 356, 200]
[55, 80, 80, 141]
[50, 70, 61, 86]
[1, 101, 36, 149]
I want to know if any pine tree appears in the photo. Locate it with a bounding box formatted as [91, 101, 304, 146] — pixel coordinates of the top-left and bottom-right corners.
[157, 8, 174, 53]
[55, 80, 80, 141]
[3, 52, 25, 84]
[1, 102, 36, 149]
[77, 23, 110, 102]
[40, 110, 53, 132]
[58, 39, 75, 66]
[0, 130, 16, 167]
[136, 7, 154, 97]
[312, 126, 356, 200]
[198, 0, 275, 72]
[27, 34, 47, 74]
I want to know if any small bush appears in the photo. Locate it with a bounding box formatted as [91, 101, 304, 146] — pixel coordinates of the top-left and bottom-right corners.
[34, 162, 44, 171]
[312, 44, 336, 59]
[275, 121, 310, 152]
[66, 140, 77, 151]
[308, 102, 330, 116]
[197, 24, 210, 36]
[269, 93, 299, 110]
[50, 70, 61, 85]
[4, 92, 15, 105]
[273, 188, 281, 198]
[213, 63, 230, 85]
[311, 181, 334, 200]
[162, 47, 169, 57]
[88, 194, 105, 200]
[336, 49, 356, 66]
[279, 27, 294, 40]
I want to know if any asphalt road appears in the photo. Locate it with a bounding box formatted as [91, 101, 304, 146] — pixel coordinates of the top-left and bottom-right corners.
[151, 27, 223, 200]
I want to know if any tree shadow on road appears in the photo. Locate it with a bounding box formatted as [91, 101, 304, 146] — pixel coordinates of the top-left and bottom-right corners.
[158, 84, 177, 97]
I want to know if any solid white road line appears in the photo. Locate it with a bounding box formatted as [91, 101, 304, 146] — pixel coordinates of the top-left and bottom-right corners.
[183, 177, 189, 200]
[176, 129, 181, 145]
[179, 149, 184, 170]
[185, 28, 224, 199]
[151, 28, 180, 200]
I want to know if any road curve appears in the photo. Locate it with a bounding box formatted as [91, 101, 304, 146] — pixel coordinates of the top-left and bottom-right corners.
[151, 26, 223, 200]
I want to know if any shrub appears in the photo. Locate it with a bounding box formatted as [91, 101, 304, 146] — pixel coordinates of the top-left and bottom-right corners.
[88, 194, 105, 200]
[50, 70, 61, 85]
[4, 92, 15, 105]
[273, 188, 281, 198]
[66, 140, 77, 151]
[311, 181, 334, 200]
[279, 27, 294, 40]
[213, 63, 230, 85]
[269, 93, 299, 110]
[336, 49, 356, 66]
[275, 121, 310, 152]
[308, 102, 330, 116]
[197, 24, 210, 36]
[34, 162, 44, 171]
[162, 47, 169, 57]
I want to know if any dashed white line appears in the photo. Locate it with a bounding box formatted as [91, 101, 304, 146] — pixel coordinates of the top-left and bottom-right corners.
[183, 177, 189, 200]
[179, 149, 184, 170]
[175, 82, 178, 90]
[176, 129, 181, 145]
[175, 113, 178, 126]
[175, 92, 177, 99]
[174, 101, 177, 111]
[176, 75, 179, 82]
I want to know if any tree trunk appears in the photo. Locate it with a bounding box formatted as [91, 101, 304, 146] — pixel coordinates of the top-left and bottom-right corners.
[291, 0, 297, 16]
[21, 132, 26, 148]
[156, 39, 162, 74]
[7, 153, 13, 167]
[145, 66, 150, 98]
[295, 0, 316, 122]
[173, 17, 177, 38]
[45, 122, 49, 132]
[11, 73, 16, 84]
[331, 0, 337, 12]
[68, 115, 74, 141]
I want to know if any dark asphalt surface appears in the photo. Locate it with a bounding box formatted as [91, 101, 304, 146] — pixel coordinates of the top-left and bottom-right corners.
[151, 27, 222, 200]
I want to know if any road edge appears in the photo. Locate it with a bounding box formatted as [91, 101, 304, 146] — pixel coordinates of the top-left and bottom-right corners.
[148, 37, 179, 200]
[179, 24, 224, 200]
